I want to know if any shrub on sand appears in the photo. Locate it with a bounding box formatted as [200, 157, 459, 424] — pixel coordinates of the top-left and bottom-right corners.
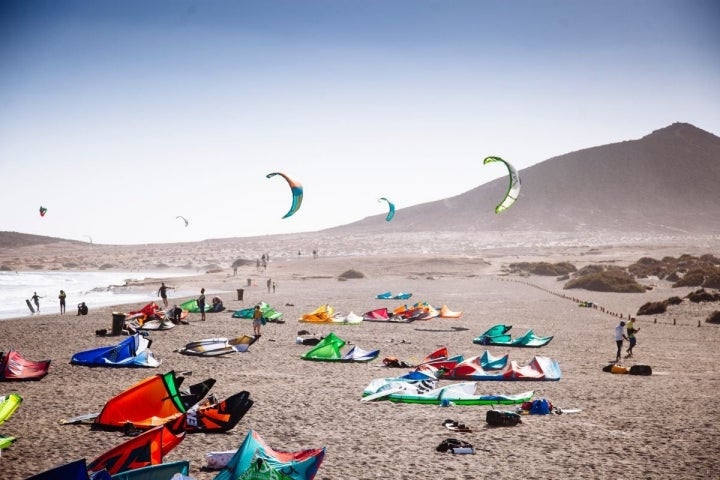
[507, 261, 576, 276]
[564, 269, 645, 293]
[637, 301, 668, 316]
[686, 289, 720, 303]
[339, 269, 365, 280]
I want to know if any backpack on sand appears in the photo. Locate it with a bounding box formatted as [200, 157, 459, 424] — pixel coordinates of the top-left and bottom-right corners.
[486, 410, 522, 427]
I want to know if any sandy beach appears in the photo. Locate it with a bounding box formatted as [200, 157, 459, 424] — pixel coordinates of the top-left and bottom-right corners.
[1, 237, 719, 479]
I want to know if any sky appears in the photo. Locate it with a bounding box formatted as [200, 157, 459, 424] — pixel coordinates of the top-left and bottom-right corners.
[1, 0, 718, 245]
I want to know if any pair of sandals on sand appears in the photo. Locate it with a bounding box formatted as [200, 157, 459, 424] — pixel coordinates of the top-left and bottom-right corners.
[442, 419, 472, 433]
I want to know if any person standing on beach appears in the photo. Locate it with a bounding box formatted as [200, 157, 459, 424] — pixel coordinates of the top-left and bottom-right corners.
[626, 318, 640, 358]
[267, 278, 272, 293]
[614, 321, 628, 362]
[157, 282, 174, 308]
[252, 304, 263, 336]
[197, 288, 206, 321]
[58, 290, 66, 314]
[31, 292, 42, 314]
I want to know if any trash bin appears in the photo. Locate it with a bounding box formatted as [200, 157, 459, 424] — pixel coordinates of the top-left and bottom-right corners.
[237, 289, 244, 301]
[111, 312, 126, 336]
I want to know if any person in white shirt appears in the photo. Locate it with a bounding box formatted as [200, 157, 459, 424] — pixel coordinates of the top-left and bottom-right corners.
[614, 321, 629, 362]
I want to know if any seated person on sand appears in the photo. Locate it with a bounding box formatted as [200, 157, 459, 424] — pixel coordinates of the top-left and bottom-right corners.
[211, 296, 224, 312]
[171, 304, 183, 324]
[77, 302, 89, 316]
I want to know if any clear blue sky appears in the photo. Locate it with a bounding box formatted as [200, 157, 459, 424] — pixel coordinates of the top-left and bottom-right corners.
[1, 0, 718, 245]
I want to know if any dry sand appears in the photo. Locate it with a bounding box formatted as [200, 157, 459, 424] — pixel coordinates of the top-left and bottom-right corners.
[1, 240, 719, 479]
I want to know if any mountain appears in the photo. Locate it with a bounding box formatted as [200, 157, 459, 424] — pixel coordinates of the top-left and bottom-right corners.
[324, 122, 720, 235]
[0, 231, 82, 249]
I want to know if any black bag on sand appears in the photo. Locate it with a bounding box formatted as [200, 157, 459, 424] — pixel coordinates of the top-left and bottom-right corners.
[486, 410, 522, 427]
[436, 438, 475, 454]
[629, 365, 652, 376]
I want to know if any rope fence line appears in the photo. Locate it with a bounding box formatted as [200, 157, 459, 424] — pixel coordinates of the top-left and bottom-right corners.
[495, 276, 707, 328]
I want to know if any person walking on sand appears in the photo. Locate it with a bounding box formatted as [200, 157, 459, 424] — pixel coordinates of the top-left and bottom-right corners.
[197, 288, 206, 321]
[272, 281, 276, 293]
[31, 292, 42, 314]
[58, 290, 66, 314]
[252, 304, 263, 337]
[267, 278, 272, 293]
[157, 282, 174, 308]
[626, 318, 640, 358]
[614, 321, 628, 362]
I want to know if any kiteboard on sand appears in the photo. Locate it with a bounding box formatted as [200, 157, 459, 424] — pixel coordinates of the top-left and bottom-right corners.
[59, 412, 100, 425]
[25, 299, 35, 314]
[554, 408, 582, 415]
[360, 386, 407, 402]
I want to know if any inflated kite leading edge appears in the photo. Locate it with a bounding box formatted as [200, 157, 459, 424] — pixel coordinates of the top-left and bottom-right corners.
[483, 156, 521, 213]
[378, 197, 395, 221]
[266, 172, 303, 219]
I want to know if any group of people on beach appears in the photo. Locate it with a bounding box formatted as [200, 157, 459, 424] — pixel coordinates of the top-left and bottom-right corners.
[27, 291, 87, 316]
[614, 318, 640, 362]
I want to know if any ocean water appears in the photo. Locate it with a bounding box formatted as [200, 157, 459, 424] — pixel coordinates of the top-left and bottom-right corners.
[0, 270, 200, 320]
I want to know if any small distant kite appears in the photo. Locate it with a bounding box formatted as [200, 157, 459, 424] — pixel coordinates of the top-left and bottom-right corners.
[483, 156, 521, 213]
[378, 197, 395, 222]
[266, 172, 303, 219]
[39, 206, 47, 217]
[176, 216, 189, 227]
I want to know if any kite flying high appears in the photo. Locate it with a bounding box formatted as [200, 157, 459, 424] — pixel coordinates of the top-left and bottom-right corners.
[378, 197, 395, 222]
[483, 156, 521, 213]
[266, 172, 303, 219]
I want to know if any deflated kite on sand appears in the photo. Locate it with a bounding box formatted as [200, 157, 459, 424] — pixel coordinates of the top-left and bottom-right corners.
[208, 429, 325, 480]
[301, 332, 379, 362]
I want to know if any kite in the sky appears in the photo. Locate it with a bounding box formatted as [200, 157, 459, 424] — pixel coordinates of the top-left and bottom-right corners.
[266, 172, 303, 219]
[176, 216, 189, 227]
[39, 206, 47, 217]
[483, 156, 521, 213]
[378, 197, 395, 222]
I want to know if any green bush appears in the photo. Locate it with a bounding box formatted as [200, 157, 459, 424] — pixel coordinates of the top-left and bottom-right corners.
[564, 270, 645, 293]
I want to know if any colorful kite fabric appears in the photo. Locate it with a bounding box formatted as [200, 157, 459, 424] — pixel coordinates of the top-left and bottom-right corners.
[70, 333, 161, 368]
[94, 371, 214, 430]
[0, 393, 22, 425]
[0, 350, 51, 381]
[88, 421, 186, 475]
[301, 332, 379, 362]
[26, 459, 112, 480]
[483, 156, 521, 213]
[39, 206, 47, 217]
[109, 460, 190, 479]
[212, 429, 325, 480]
[378, 197, 395, 221]
[266, 172, 303, 218]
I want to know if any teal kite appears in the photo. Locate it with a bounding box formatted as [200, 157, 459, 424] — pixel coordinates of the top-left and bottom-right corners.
[266, 172, 303, 219]
[39, 206, 47, 217]
[483, 156, 521, 213]
[378, 197, 395, 222]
